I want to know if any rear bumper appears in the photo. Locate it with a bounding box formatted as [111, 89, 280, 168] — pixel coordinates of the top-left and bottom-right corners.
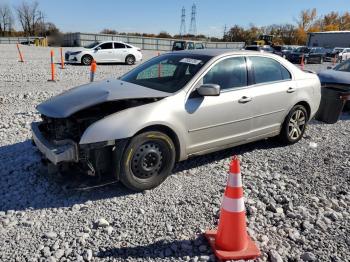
[31, 122, 79, 165]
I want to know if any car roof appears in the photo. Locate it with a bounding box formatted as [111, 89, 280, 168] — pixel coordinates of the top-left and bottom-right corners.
[170, 49, 276, 57]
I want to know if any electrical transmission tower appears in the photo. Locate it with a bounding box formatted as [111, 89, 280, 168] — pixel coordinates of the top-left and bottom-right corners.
[189, 3, 197, 35]
[179, 6, 186, 36]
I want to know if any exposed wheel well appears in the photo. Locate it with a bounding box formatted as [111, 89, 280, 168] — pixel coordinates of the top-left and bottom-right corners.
[135, 125, 180, 161]
[295, 101, 311, 120]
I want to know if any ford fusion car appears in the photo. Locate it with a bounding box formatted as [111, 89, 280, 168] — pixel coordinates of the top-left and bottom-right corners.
[65, 41, 142, 65]
[31, 50, 321, 191]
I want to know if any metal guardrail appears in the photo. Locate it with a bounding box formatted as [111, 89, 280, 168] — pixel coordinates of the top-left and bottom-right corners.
[63, 33, 245, 51]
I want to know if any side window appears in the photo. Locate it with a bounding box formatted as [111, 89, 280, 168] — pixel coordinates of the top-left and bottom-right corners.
[187, 42, 194, 49]
[203, 57, 247, 90]
[195, 43, 204, 49]
[281, 65, 292, 80]
[249, 56, 291, 84]
[99, 42, 113, 49]
[114, 43, 126, 49]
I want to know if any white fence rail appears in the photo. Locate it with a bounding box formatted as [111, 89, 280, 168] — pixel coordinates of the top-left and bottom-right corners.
[64, 33, 245, 51]
[0, 36, 44, 44]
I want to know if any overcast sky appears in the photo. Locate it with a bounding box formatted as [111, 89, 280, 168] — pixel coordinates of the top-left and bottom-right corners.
[5, 0, 350, 37]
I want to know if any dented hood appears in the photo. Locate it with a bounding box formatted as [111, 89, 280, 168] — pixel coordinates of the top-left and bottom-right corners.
[37, 79, 170, 118]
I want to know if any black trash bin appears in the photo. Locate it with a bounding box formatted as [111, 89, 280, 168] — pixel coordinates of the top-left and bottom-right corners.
[314, 87, 350, 124]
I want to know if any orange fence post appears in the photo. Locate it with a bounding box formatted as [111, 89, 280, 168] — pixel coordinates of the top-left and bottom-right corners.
[158, 52, 161, 78]
[16, 43, 24, 62]
[90, 59, 97, 82]
[60, 47, 65, 69]
[48, 50, 56, 82]
[300, 54, 304, 70]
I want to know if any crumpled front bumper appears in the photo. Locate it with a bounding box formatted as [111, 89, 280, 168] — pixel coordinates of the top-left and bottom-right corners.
[31, 122, 79, 165]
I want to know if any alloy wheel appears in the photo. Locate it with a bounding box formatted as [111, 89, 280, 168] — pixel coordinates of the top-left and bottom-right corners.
[288, 109, 306, 140]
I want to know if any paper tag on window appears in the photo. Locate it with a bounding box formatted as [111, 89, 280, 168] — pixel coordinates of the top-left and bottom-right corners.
[179, 58, 202, 65]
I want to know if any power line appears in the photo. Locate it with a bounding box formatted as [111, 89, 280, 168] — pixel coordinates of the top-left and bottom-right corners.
[179, 6, 186, 36]
[189, 3, 197, 35]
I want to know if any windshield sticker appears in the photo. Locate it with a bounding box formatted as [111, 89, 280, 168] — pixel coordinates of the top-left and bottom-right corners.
[179, 58, 202, 65]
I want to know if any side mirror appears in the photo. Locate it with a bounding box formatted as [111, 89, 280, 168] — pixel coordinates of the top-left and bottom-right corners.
[327, 66, 332, 70]
[197, 84, 220, 96]
[95, 47, 101, 51]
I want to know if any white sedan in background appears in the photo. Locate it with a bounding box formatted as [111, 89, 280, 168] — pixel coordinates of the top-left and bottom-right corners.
[65, 41, 142, 65]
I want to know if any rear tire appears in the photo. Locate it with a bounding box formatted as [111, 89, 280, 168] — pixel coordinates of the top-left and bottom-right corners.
[81, 55, 93, 65]
[119, 131, 175, 191]
[279, 105, 308, 144]
[125, 55, 136, 65]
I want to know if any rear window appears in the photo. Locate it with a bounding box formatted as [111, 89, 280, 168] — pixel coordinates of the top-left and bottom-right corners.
[173, 41, 185, 50]
[245, 46, 260, 51]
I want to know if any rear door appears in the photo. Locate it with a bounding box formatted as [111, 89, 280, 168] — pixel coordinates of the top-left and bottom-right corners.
[246, 56, 296, 139]
[95, 42, 114, 62]
[113, 42, 127, 62]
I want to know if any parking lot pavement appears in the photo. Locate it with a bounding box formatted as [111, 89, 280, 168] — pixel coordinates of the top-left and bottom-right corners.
[0, 45, 349, 261]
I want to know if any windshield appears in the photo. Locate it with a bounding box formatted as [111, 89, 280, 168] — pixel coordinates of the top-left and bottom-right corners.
[84, 42, 100, 49]
[295, 47, 310, 53]
[120, 53, 211, 93]
[333, 60, 350, 72]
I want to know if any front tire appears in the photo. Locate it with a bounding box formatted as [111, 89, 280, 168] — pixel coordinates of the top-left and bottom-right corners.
[81, 55, 93, 65]
[279, 105, 308, 144]
[125, 55, 136, 65]
[119, 131, 175, 191]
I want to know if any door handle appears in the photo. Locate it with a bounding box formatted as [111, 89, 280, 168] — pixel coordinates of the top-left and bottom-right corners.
[238, 96, 252, 103]
[287, 87, 296, 93]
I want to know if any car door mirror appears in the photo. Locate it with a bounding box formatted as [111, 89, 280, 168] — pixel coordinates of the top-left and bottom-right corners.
[95, 47, 101, 51]
[197, 84, 220, 96]
[327, 66, 332, 70]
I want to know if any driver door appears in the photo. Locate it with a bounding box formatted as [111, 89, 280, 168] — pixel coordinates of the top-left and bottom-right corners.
[95, 42, 114, 62]
[185, 56, 253, 155]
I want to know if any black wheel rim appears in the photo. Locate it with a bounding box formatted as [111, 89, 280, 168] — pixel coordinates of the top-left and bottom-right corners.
[83, 56, 91, 65]
[127, 56, 134, 64]
[131, 142, 164, 179]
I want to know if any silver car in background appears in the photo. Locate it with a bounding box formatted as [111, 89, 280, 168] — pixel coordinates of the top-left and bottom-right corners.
[31, 50, 321, 191]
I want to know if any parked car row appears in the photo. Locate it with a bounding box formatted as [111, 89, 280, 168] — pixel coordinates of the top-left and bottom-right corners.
[64, 40, 207, 65]
[244, 44, 350, 65]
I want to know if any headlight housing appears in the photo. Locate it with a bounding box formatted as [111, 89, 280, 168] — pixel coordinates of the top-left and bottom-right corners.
[70, 51, 82, 56]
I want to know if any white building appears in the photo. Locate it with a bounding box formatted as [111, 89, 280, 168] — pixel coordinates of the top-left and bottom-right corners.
[307, 31, 350, 48]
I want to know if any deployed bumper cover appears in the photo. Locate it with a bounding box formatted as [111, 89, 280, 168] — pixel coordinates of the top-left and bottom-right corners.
[31, 122, 79, 165]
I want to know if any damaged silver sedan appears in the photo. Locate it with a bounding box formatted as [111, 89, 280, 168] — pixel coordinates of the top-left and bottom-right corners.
[32, 50, 321, 191]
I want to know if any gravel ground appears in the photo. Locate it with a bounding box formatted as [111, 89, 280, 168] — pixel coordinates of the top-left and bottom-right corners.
[0, 44, 349, 262]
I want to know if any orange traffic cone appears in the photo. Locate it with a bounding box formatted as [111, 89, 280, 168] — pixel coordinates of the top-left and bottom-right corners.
[300, 54, 305, 70]
[205, 156, 260, 261]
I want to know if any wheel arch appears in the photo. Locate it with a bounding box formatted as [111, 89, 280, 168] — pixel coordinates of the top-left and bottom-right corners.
[294, 101, 311, 120]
